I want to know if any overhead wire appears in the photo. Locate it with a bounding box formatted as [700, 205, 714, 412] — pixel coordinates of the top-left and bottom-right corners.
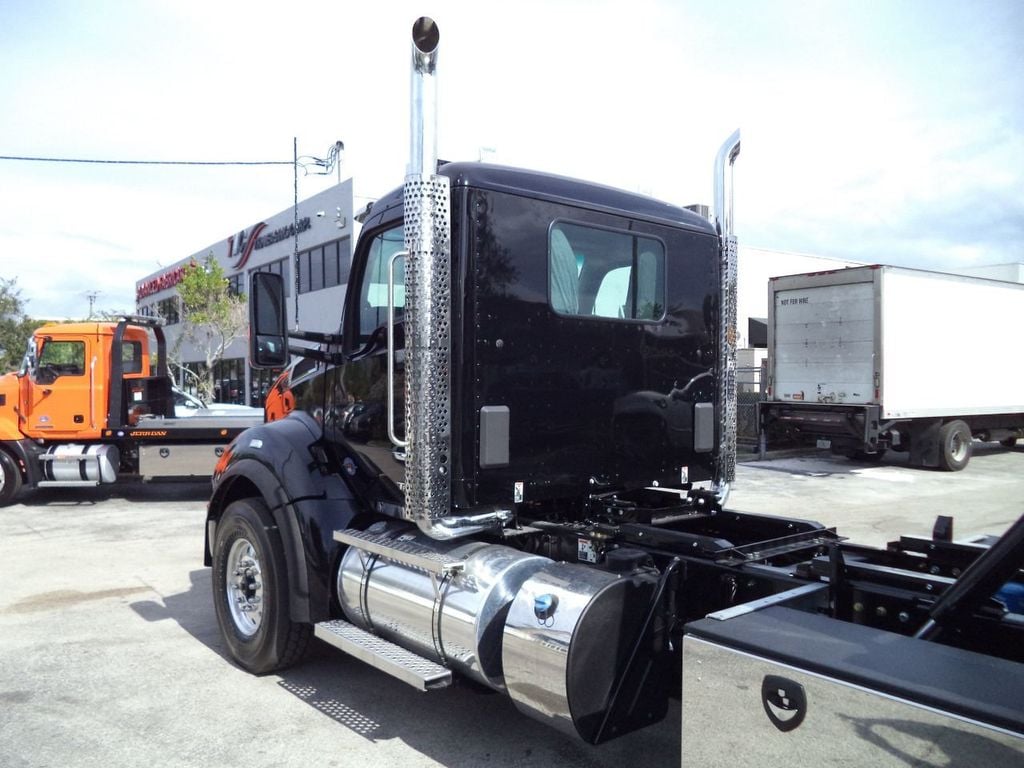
[0, 154, 292, 166]
[3, 142, 348, 328]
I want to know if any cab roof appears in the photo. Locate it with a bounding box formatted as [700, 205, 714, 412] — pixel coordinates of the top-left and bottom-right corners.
[364, 162, 717, 235]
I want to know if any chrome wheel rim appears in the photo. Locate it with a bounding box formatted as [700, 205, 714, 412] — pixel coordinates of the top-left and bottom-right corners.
[226, 538, 264, 637]
[950, 432, 968, 463]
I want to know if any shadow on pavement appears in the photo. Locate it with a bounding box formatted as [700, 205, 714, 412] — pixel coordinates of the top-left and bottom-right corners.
[743, 441, 1020, 478]
[131, 567, 226, 654]
[132, 569, 680, 768]
[15, 479, 212, 507]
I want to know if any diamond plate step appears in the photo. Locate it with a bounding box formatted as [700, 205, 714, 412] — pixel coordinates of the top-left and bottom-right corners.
[314, 619, 451, 691]
[334, 528, 465, 575]
[36, 480, 101, 488]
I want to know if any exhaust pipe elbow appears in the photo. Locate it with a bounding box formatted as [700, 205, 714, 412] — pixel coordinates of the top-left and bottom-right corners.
[415, 508, 515, 541]
[412, 16, 440, 70]
[713, 130, 741, 237]
[409, 17, 440, 177]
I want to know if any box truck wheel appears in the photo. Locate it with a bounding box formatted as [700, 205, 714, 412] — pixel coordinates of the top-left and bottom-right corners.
[1000, 437, 1018, 448]
[212, 497, 311, 673]
[0, 450, 22, 505]
[938, 420, 972, 471]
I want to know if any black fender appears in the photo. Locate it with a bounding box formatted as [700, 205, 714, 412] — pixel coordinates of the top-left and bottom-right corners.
[0, 439, 43, 486]
[205, 411, 363, 623]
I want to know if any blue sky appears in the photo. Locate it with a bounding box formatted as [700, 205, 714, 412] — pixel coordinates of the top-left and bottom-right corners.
[1, 0, 1021, 318]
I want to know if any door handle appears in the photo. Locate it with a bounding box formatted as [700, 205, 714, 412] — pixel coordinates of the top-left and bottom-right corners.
[761, 675, 807, 732]
[387, 250, 409, 448]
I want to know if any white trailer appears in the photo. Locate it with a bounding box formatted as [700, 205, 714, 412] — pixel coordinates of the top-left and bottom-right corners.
[759, 264, 1024, 469]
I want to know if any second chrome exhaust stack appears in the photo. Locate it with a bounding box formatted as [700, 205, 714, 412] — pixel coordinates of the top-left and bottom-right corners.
[712, 130, 741, 507]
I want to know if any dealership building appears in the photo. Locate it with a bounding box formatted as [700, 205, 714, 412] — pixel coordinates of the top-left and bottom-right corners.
[135, 179, 362, 405]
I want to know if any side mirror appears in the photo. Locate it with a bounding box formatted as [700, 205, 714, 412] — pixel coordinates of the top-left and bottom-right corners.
[249, 272, 289, 369]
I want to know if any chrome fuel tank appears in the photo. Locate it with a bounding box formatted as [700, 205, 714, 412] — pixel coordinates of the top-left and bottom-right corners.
[337, 523, 549, 690]
[42, 444, 119, 483]
[501, 561, 661, 743]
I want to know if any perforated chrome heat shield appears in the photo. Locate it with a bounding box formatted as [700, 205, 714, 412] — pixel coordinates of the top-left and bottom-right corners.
[717, 233, 738, 488]
[403, 174, 453, 531]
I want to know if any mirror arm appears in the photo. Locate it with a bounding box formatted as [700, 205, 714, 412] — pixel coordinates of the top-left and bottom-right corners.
[289, 347, 347, 365]
[287, 329, 343, 345]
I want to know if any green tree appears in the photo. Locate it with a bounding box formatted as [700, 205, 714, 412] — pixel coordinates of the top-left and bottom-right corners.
[0, 277, 39, 373]
[176, 254, 247, 403]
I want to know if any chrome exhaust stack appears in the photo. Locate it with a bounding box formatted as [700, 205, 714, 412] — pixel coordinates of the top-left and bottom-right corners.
[712, 130, 741, 507]
[408, 16, 440, 178]
[401, 17, 505, 540]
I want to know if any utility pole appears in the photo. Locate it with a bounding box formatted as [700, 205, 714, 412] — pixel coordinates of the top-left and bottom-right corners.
[84, 290, 101, 319]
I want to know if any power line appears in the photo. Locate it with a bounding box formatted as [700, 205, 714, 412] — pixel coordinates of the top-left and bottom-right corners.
[0, 154, 292, 166]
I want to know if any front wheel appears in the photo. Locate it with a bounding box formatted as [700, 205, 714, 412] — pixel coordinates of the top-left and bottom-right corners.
[938, 420, 972, 471]
[1000, 437, 1018, 449]
[0, 450, 23, 505]
[212, 497, 311, 673]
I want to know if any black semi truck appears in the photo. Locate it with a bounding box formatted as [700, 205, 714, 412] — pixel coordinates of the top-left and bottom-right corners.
[204, 18, 1023, 764]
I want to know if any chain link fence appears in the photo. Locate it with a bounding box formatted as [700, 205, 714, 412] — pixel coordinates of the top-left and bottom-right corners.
[737, 362, 766, 443]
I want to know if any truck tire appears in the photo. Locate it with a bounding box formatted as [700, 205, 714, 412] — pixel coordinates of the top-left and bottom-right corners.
[0, 450, 22, 505]
[1000, 437, 1018, 448]
[212, 497, 311, 673]
[938, 420, 972, 471]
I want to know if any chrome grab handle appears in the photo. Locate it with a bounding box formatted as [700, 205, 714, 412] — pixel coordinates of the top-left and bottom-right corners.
[387, 250, 409, 448]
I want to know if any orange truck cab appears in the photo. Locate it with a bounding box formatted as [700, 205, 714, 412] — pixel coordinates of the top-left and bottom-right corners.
[0, 316, 258, 504]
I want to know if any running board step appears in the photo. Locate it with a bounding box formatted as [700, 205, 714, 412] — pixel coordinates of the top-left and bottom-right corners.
[314, 619, 452, 691]
[334, 528, 465, 575]
[36, 480, 101, 488]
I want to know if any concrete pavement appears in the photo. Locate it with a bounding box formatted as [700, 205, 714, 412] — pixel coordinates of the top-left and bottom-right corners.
[1, 444, 1021, 767]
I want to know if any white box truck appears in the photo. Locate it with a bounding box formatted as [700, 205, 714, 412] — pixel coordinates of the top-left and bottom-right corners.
[759, 264, 1024, 470]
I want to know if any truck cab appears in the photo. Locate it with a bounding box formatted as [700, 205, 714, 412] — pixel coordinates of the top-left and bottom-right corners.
[0, 316, 256, 503]
[329, 164, 719, 513]
[3, 321, 168, 442]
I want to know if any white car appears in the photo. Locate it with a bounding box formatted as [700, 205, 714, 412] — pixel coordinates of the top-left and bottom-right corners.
[172, 387, 263, 419]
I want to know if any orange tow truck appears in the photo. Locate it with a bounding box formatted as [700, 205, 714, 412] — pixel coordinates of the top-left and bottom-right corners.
[0, 316, 261, 504]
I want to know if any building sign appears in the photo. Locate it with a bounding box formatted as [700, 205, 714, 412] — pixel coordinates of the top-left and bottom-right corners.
[227, 217, 311, 270]
[136, 264, 189, 300]
[227, 223, 268, 270]
[255, 217, 311, 250]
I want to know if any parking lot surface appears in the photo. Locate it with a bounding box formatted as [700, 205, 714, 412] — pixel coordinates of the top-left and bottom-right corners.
[1, 444, 1020, 768]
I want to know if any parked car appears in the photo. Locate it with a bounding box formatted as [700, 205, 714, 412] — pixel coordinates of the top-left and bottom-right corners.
[172, 386, 263, 419]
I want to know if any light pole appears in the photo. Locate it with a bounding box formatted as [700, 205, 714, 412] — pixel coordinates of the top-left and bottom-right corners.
[84, 290, 101, 319]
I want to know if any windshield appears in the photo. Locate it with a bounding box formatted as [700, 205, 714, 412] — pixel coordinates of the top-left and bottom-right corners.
[358, 225, 405, 343]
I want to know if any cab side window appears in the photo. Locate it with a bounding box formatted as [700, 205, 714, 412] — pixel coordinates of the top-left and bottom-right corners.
[34, 340, 86, 382]
[357, 226, 405, 345]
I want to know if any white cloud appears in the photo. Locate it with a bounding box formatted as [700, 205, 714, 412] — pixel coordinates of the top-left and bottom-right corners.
[1, 0, 1021, 318]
